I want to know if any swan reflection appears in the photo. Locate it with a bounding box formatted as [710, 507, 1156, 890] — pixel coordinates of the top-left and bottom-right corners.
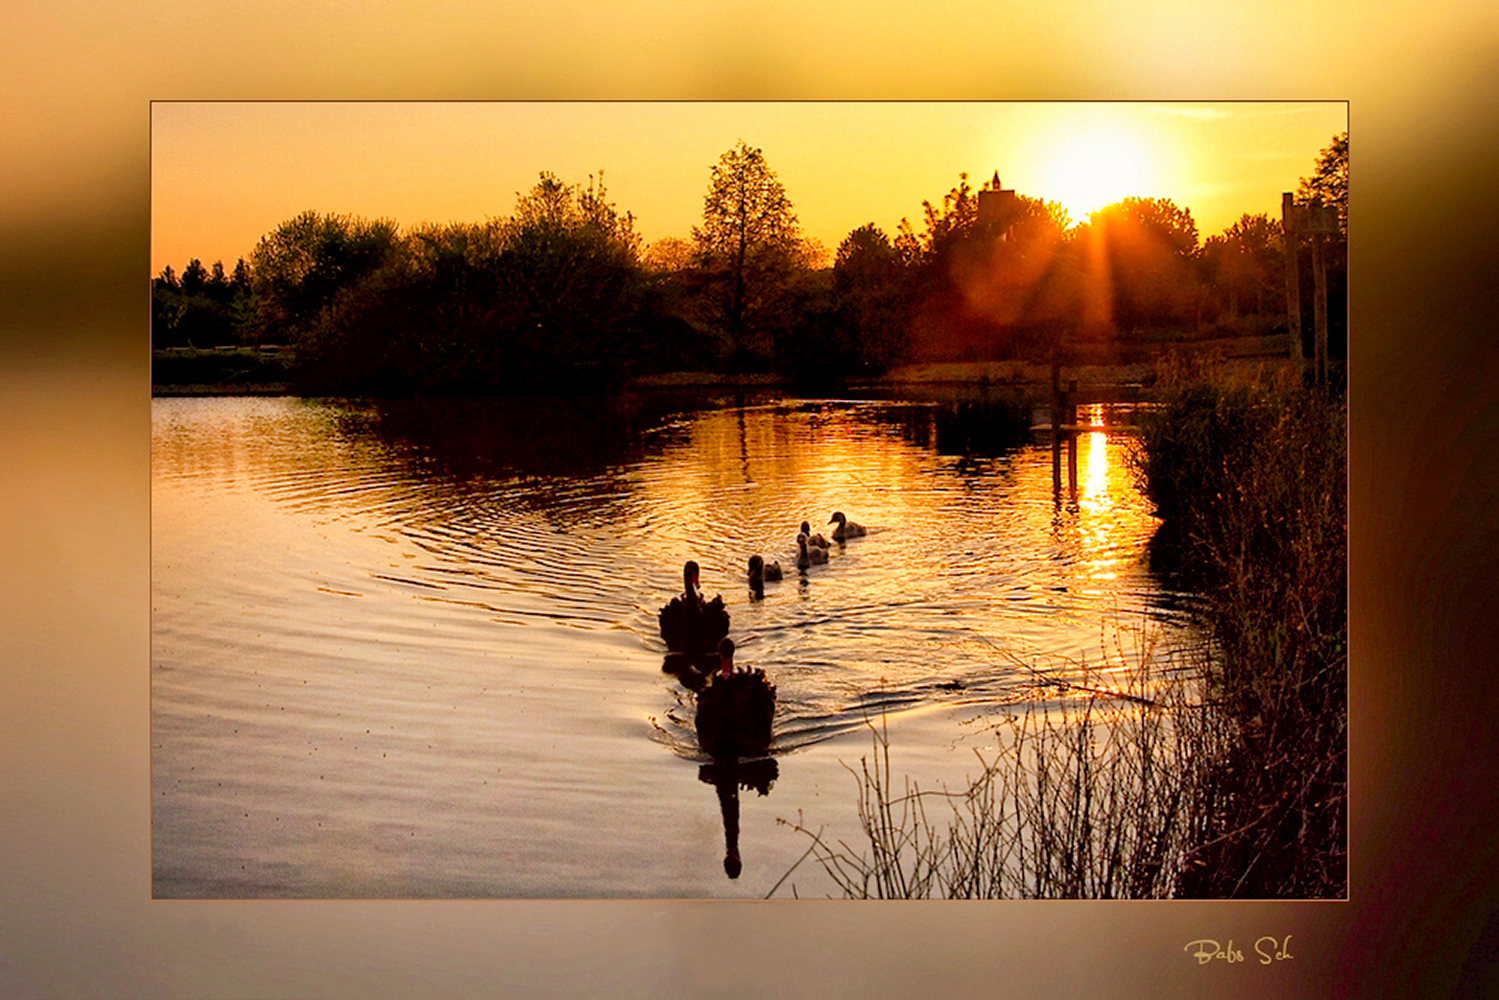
[699, 758, 779, 880]
[661, 635, 779, 880]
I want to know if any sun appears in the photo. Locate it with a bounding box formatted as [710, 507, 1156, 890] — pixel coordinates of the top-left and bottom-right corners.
[1039, 127, 1155, 226]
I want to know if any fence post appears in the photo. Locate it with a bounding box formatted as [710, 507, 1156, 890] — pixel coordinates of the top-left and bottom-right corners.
[1312, 230, 1329, 387]
[1281, 193, 1304, 375]
[1051, 354, 1062, 493]
[1067, 379, 1079, 494]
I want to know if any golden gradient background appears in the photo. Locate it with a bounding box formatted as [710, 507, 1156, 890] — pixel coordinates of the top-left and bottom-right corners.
[2, 2, 1497, 996]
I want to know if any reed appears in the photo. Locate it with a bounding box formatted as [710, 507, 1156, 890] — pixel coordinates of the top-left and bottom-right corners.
[776, 626, 1222, 899]
[1132, 359, 1347, 898]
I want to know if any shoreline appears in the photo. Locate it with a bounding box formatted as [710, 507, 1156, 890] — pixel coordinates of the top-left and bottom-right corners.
[152, 332, 1295, 399]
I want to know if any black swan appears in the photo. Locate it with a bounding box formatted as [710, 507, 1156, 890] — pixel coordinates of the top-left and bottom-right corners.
[795, 532, 828, 570]
[694, 638, 776, 761]
[658, 560, 729, 656]
[828, 510, 867, 541]
[747, 554, 783, 594]
[799, 520, 831, 551]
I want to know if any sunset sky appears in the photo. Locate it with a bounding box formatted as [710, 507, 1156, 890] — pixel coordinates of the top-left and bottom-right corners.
[151, 102, 1347, 275]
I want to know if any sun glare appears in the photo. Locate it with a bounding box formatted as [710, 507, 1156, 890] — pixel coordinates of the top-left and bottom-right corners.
[1040, 127, 1155, 226]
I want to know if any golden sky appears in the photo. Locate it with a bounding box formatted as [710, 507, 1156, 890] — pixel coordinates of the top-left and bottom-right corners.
[151, 101, 1346, 274]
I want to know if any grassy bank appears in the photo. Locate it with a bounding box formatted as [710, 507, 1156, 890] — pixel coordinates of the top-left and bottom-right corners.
[1133, 359, 1347, 898]
[152, 346, 293, 395]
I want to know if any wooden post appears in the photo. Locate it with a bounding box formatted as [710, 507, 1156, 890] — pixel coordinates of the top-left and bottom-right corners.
[1281, 193, 1303, 374]
[1067, 379, 1079, 494]
[1312, 232, 1329, 387]
[1051, 354, 1062, 493]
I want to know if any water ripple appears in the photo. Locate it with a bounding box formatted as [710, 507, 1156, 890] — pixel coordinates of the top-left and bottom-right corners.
[153, 396, 1204, 896]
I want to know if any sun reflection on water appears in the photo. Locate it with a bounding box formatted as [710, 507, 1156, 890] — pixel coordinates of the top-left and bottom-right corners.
[1073, 402, 1135, 588]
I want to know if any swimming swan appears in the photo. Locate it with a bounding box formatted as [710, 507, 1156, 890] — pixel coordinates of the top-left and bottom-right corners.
[694, 637, 776, 761]
[747, 554, 783, 592]
[658, 560, 730, 655]
[799, 521, 831, 551]
[795, 533, 829, 570]
[828, 511, 867, 541]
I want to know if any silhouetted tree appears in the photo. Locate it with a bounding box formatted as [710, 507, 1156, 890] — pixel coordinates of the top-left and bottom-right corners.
[151, 266, 185, 347]
[180, 258, 208, 297]
[1297, 132, 1348, 236]
[1200, 213, 1282, 324]
[894, 171, 981, 263]
[490, 171, 648, 386]
[692, 141, 805, 364]
[894, 172, 988, 361]
[951, 191, 1072, 343]
[643, 236, 695, 274]
[1075, 197, 1201, 332]
[766, 259, 836, 381]
[895, 173, 1074, 361]
[300, 220, 494, 392]
[832, 223, 908, 371]
[638, 237, 720, 372]
[250, 210, 401, 342]
[152, 257, 261, 349]
[299, 172, 656, 394]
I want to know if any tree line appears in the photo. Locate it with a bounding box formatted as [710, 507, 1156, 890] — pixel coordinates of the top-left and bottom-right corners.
[152, 133, 1347, 394]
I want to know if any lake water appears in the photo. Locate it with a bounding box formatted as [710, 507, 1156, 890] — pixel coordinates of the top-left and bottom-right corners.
[151, 391, 1196, 898]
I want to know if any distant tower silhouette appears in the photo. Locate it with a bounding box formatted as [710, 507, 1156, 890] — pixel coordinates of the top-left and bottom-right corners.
[978, 172, 1018, 234]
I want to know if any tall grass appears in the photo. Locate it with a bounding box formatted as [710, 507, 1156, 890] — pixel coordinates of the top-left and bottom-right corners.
[775, 627, 1225, 899]
[1134, 359, 1347, 898]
